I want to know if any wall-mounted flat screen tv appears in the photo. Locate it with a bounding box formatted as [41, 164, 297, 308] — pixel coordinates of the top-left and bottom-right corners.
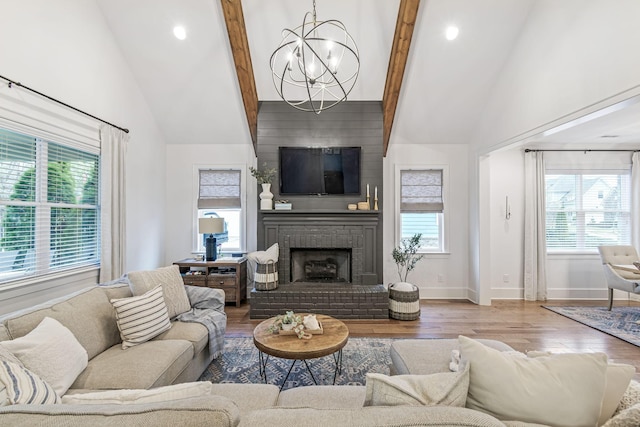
[279, 147, 361, 195]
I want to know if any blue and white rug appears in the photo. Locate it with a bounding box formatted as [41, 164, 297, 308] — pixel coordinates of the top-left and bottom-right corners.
[543, 306, 640, 348]
[199, 337, 392, 390]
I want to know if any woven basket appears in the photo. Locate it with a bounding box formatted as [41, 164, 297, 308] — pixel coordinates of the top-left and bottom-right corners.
[388, 283, 420, 320]
[254, 260, 278, 291]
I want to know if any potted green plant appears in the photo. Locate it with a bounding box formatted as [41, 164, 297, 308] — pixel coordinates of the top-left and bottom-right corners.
[389, 233, 424, 320]
[249, 162, 277, 210]
[392, 233, 425, 284]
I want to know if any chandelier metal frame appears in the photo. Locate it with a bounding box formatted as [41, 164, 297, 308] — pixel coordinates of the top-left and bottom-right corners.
[269, 0, 360, 114]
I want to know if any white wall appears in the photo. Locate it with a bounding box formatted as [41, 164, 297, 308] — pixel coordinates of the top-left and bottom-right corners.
[383, 144, 470, 299]
[470, 0, 640, 303]
[164, 144, 257, 265]
[474, 0, 640, 152]
[488, 149, 525, 299]
[487, 148, 627, 301]
[0, 0, 166, 313]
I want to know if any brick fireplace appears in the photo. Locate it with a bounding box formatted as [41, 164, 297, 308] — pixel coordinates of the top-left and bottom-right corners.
[250, 211, 388, 319]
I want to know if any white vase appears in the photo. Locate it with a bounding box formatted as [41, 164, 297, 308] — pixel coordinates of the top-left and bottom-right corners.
[260, 183, 273, 210]
[281, 323, 294, 331]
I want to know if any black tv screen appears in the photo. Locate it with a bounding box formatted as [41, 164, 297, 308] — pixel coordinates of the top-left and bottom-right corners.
[279, 147, 361, 195]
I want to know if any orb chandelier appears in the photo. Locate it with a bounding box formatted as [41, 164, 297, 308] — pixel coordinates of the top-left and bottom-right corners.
[269, 0, 360, 114]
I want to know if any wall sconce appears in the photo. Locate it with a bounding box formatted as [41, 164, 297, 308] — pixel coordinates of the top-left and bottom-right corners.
[198, 217, 224, 261]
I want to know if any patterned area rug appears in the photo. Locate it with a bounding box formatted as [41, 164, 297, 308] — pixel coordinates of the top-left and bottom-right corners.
[543, 306, 640, 347]
[199, 337, 392, 390]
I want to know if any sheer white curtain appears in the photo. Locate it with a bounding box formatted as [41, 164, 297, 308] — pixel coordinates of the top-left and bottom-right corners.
[99, 125, 129, 282]
[524, 151, 547, 301]
[632, 152, 640, 250]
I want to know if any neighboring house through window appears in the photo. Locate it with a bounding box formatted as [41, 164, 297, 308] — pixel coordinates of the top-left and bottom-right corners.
[545, 171, 631, 251]
[397, 167, 446, 252]
[0, 128, 100, 283]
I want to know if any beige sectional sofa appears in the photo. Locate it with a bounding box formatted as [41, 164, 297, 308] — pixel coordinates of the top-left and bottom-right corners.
[1, 272, 639, 426]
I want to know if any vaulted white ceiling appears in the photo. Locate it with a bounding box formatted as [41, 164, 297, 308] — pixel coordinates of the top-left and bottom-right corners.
[96, 0, 640, 151]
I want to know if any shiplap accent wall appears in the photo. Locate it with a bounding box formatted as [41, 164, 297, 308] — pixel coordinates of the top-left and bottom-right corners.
[256, 101, 384, 283]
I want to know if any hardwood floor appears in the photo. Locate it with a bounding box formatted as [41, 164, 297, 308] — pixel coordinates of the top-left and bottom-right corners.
[226, 299, 640, 377]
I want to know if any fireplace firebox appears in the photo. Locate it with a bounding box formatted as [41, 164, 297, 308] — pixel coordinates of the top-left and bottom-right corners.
[291, 248, 351, 283]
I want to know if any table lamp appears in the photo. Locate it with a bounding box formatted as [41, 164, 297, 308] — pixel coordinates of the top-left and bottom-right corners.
[198, 217, 224, 261]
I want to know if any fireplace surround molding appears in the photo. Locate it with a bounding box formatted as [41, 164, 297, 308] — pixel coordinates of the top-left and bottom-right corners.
[262, 210, 379, 286]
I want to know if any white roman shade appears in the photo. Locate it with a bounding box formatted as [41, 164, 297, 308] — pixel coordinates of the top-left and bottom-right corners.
[400, 169, 444, 213]
[198, 169, 241, 209]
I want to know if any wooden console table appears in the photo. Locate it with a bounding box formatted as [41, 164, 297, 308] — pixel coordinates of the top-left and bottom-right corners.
[173, 257, 247, 306]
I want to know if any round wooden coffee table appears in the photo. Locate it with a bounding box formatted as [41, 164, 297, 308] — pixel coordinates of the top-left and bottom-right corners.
[253, 314, 349, 389]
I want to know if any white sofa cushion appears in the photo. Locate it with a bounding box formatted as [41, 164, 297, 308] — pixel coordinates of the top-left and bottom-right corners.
[459, 335, 608, 427]
[364, 363, 469, 407]
[61, 381, 212, 405]
[1, 317, 88, 397]
[111, 285, 172, 349]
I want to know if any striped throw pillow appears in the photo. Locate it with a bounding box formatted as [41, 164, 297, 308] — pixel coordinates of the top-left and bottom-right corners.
[0, 360, 60, 405]
[111, 285, 171, 349]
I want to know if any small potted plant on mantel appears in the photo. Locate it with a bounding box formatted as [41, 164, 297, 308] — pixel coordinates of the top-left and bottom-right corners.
[389, 233, 424, 320]
[249, 162, 277, 210]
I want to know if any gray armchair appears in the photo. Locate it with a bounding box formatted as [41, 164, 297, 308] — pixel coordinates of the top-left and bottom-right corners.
[597, 245, 640, 310]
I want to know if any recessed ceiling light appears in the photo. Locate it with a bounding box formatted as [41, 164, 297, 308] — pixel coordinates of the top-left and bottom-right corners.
[445, 25, 459, 41]
[173, 26, 187, 40]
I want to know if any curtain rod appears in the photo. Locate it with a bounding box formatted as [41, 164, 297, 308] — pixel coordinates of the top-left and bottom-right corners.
[524, 148, 639, 153]
[0, 74, 129, 134]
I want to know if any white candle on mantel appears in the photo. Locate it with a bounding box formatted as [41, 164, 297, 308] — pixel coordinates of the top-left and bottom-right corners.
[366, 184, 370, 198]
[375, 186, 378, 199]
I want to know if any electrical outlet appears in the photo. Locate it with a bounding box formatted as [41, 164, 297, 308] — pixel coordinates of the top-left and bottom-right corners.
[503, 274, 509, 283]
[437, 274, 444, 283]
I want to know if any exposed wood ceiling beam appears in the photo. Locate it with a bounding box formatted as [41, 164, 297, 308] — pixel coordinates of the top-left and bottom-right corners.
[382, 0, 421, 156]
[221, 0, 258, 154]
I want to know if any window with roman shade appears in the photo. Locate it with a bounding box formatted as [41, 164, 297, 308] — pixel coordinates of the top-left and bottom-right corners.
[198, 169, 241, 209]
[399, 169, 445, 252]
[197, 169, 243, 252]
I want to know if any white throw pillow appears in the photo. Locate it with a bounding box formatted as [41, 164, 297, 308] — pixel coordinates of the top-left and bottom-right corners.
[251, 243, 279, 263]
[111, 285, 172, 349]
[527, 350, 636, 425]
[364, 363, 469, 407]
[1, 317, 88, 397]
[0, 359, 60, 405]
[61, 381, 212, 405]
[128, 265, 191, 319]
[459, 335, 608, 427]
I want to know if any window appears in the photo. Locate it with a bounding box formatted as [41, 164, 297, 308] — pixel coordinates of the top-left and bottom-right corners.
[0, 128, 100, 283]
[545, 172, 631, 251]
[197, 169, 242, 252]
[398, 169, 445, 252]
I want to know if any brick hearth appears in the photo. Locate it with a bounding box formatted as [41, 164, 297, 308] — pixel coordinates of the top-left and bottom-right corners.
[249, 283, 389, 319]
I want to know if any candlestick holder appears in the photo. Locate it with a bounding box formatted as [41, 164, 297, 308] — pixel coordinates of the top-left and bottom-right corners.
[374, 196, 378, 211]
[366, 195, 370, 210]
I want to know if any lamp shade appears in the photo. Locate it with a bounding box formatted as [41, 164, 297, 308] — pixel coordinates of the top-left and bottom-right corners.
[199, 217, 224, 235]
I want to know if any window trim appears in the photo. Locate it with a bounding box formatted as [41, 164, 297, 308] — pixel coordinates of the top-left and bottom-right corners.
[192, 164, 246, 253]
[395, 164, 449, 254]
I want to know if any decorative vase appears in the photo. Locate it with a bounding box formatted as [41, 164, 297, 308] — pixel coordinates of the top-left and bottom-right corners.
[260, 183, 274, 210]
[281, 323, 294, 331]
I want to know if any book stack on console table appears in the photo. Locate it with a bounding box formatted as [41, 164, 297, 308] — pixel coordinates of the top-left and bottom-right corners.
[274, 202, 292, 210]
